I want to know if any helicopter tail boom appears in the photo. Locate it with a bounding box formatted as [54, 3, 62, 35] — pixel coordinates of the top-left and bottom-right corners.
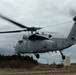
[68, 17, 76, 39]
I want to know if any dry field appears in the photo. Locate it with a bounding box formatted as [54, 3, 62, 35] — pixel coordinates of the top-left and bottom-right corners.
[0, 68, 76, 75]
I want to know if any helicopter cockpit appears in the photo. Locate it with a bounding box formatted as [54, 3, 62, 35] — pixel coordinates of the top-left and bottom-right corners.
[22, 32, 52, 40]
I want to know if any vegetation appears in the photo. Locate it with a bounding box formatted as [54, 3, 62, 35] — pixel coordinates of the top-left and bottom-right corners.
[56, 64, 64, 68]
[0, 55, 38, 69]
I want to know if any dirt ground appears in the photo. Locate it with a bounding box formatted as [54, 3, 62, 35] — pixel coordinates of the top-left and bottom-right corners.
[0, 68, 76, 75]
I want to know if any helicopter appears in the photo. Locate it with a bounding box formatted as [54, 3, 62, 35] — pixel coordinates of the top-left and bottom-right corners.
[0, 15, 76, 60]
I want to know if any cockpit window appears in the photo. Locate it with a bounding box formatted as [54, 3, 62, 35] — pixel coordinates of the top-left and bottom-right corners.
[49, 35, 52, 38]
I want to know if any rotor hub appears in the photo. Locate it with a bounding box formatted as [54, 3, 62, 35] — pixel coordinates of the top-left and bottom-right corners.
[73, 16, 76, 21]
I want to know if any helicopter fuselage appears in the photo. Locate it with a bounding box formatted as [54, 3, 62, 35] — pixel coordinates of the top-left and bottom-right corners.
[15, 38, 75, 54]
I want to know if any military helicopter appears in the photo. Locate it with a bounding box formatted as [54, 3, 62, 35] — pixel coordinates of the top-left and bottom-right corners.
[0, 14, 76, 60]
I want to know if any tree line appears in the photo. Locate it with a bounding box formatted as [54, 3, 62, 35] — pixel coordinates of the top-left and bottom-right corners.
[0, 54, 38, 69]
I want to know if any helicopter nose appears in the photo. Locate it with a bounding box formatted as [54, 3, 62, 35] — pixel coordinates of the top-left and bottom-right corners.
[14, 42, 20, 52]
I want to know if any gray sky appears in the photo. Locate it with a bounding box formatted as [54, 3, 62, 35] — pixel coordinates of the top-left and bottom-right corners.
[0, 0, 76, 64]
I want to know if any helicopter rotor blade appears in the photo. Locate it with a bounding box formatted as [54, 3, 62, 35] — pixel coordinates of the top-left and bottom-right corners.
[0, 29, 26, 34]
[0, 15, 41, 31]
[0, 15, 29, 28]
[70, 8, 76, 18]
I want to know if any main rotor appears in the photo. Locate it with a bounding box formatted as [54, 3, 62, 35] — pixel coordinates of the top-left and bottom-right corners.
[0, 15, 41, 34]
[0, 14, 74, 34]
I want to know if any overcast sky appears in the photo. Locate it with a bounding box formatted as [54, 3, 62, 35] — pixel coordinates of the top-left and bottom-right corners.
[0, 0, 76, 64]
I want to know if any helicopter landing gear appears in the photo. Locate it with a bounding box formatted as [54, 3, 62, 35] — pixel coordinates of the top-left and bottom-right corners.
[34, 53, 40, 59]
[60, 50, 65, 60]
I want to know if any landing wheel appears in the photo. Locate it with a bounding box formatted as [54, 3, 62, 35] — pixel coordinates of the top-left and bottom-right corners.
[62, 55, 65, 60]
[60, 50, 65, 60]
[35, 54, 40, 59]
